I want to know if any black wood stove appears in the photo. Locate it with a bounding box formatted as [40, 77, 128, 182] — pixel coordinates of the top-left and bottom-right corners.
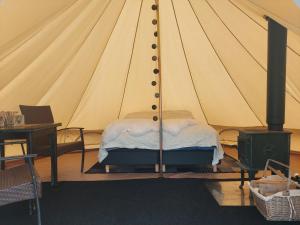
[238, 129, 291, 187]
[238, 18, 291, 187]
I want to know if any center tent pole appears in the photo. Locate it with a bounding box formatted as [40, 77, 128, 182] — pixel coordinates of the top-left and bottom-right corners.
[153, 0, 163, 177]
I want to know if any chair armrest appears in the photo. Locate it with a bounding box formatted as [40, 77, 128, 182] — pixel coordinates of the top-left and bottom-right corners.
[57, 127, 85, 143]
[0, 140, 27, 146]
[0, 154, 37, 161]
[58, 127, 84, 132]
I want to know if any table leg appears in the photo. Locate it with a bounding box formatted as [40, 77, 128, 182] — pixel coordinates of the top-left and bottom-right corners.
[49, 129, 58, 187]
[0, 138, 4, 170]
[239, 169, 245, 189]
[26, 134, 33, 165]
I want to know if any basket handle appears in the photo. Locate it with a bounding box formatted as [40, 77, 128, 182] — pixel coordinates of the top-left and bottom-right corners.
[263, 159, 291, 192]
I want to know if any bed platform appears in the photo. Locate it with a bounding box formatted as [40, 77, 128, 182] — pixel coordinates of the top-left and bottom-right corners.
[100, 147, 216, 173]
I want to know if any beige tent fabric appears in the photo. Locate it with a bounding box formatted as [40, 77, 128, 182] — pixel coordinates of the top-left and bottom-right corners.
[235, 0, 300, 35]
[0, 0, 93, 90]
[159, 0, 208, 124]
[0, 0, 77, 54]
[171, 0, 260, 126]
[69, 0, 142, 129]
[0, 0, 300, 149]
[118, 0, 159, 119]
[39, 0, 125, 127]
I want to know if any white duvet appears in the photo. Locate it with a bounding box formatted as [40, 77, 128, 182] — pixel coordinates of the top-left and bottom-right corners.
[99, 112, 224, 165]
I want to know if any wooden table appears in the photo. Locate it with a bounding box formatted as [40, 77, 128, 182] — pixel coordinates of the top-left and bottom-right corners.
[0, 123, 61, 186]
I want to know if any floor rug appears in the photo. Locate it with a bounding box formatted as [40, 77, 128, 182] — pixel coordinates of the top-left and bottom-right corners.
[85, 154, 241, 174]
[0, 179, 296, 225]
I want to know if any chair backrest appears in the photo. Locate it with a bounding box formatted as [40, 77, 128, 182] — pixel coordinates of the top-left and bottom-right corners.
[19, 105, 54, 124]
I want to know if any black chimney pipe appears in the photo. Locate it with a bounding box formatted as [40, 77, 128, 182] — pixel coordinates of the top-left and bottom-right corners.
[266, 18, 287, 131]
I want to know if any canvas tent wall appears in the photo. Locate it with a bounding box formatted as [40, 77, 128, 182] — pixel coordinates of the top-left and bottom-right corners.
[0, 0, 300, 152]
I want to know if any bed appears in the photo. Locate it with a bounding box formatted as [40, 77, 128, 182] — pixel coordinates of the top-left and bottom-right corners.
[99, 111, 224, 172]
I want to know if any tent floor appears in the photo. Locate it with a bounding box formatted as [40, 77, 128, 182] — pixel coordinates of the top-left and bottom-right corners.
[2, 179, 292, 225]
[27, 147, 300, 207]
[205, 181, 253, 206]
[32, 146, 300, 182]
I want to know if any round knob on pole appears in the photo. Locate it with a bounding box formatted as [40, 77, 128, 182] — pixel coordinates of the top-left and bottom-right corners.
[152, 4, 158, 10]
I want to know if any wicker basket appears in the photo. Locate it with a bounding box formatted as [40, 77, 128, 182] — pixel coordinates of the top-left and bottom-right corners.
[249, 159, 300, 221]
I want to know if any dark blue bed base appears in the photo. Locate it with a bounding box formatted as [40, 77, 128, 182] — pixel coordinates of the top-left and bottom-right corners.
[100, 147, 215, 166]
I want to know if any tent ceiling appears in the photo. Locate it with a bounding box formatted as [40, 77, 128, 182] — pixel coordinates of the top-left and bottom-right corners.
[236, 0, 300, 35]
[0, 0, 300, 130]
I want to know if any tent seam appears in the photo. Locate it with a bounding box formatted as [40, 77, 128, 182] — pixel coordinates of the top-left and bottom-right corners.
[228, 0, 300, 57]
[117, 0, 144, 119]
[37, 0, 113, 112]
[208, 0, 300, 105]
[171, 0, 209, 124]
[206, 0, 267, 73]
[67, 0, 127, 127]
[188, 0, 264, 126]
[0, 0, 81, 61]
[0, 0, 95, 93]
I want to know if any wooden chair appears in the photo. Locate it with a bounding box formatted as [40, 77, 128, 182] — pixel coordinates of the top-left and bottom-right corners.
[19, 105, 86, 172]
[0, 141, 42, 225]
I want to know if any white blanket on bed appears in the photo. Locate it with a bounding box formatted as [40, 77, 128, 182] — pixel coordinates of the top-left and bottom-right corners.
[102, 118, 199, 141]
[99, 117, 224, 165]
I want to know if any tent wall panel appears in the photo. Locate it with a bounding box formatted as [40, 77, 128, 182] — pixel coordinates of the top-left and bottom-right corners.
[285, 95, 300, 128]
[119, 0, 159, 118]
[0, 0, 77, 48]
[0, 0, 78, 60]
[172, 0, 260, 127]
[38, 0, 125, 127]
[159, 0, 207, 123]
[0, 0, 93, 90]
[208, 0, 268, 68]
[69, 0, 143, 129]
[209, 0, 300, 107]
[190, 0, 267, 125]
[234, 0, 300, 35]
[231, 0, 300, 59]
[0, 0, 109, 111]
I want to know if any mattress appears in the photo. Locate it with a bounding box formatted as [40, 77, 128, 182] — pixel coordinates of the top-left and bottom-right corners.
[99, 111, 224, 165]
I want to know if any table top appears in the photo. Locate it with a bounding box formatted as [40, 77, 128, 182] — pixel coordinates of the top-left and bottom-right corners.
[0, 123, 62, 133]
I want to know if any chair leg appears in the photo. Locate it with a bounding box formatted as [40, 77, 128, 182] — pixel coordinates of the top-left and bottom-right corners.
[81, 146, 85, 173]
[28, 158, 42, 225]
[29, 182, 42, 225]
[32, 183, 42, 225]
[21, 143, 26, 155]
[35, 195, 42, 225]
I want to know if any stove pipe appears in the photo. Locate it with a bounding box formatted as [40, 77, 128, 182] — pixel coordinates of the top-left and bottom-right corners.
[266, 18, 287, 131]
